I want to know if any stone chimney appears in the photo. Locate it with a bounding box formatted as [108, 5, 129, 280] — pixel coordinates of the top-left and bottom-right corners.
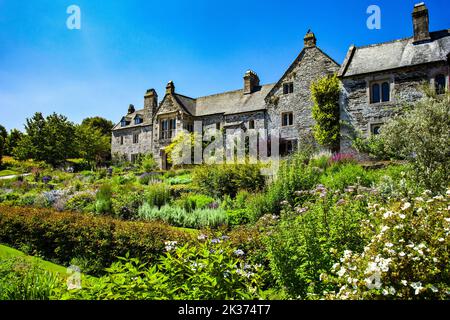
[243, 70, 260, 94]
[144, 89, 158, 119]
[304, 30, 317, 48]
[166, 81, 175, 95]
[127, 104, 135, 114]
[412, 3, 431, 43]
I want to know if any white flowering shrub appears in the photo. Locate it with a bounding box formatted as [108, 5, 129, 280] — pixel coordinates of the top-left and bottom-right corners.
[322, 189, 450, 299]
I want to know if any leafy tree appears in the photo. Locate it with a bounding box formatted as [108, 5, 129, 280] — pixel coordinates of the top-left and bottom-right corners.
[311, 74, 340, 151]
[4, 129, 23, 155]
[75, 124, 110, 168]
[0, 124, 7, 167]
[81, 117, 114, 136]
[13, 112, 76, 166]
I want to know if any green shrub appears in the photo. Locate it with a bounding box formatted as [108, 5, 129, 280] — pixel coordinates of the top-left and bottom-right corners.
[139, 153, 157, 173]
[266, 186, 371, 298]
[111, 191, 144, 219]
[175, 193, 215, 212]
[320, 163, 375, 191]
[0, 258, 61, 300]
[65, 191, 96, 213]
[138, 204, 227, 229]
[265, 152, 321, 214]
[192, 163, 266, 198]
[60, 240, 264, 300]
[323, 189, 450, 300]
[144, 183, 170, 209]
[355, 92, 450, 192]
[226, 209, 250, 226]
[0, 205, 193, 276]
[95, 184, 113, 214]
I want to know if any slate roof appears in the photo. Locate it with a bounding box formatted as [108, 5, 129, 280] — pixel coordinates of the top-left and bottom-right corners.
[193, 84, 275, 116]
[339, 29, 450, 78]
[112, 111, 149, 130]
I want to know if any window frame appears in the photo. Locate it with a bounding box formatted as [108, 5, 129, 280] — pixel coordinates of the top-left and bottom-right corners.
[133, 133, 139, 144]
[249, 120, 255, 129]
[134, 116, 143, 125]
[160, 117, 176, 140]
[370, 123, 383, 136]
[370, 80, 391, 104]
[283, 82, 294, 95]
[281, 112, 294, 127]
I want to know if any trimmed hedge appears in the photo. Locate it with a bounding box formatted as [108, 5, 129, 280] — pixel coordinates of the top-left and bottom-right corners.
[0, 205, 193, 275]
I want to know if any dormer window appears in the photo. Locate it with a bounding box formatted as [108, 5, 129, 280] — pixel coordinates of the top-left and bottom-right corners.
[134, 116, 143, 125]
[283, 82, 294, 95]
[121, 118, 128, 127]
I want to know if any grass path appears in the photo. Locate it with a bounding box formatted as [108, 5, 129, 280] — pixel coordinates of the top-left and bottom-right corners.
[0, 170, 19, 177]
[0, 244, 68, 275]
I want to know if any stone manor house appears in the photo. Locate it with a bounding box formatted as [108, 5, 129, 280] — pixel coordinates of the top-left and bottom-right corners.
[112, 3, 449, 169]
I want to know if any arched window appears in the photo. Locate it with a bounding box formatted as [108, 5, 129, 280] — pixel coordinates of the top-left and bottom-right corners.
[371, 83, 380, 103]
[435, 74, 446, 95]
[381, 82, 390, 102]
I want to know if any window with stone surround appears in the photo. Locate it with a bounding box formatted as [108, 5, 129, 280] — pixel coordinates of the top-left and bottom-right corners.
[281, 112, 294, 127]
[370, 81, 390, 103]
[280, 139, 297, 156]
[160, 118, 176, 140]
[133, 133, 139, 144]
[249, 120, 255, 129]
[283, 82, 294, 94]
[435, 74, 446, 95]
[120, 136, 124, 145]
[370, 123, 383, 136]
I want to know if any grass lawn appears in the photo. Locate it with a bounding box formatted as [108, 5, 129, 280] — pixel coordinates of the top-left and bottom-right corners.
[0, 170, 19, 177]
[0, 244, 68, 275]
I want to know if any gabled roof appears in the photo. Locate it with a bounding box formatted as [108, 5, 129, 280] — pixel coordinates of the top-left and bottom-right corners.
[265, 46, 340, 101]
[339, 29, 450, 78]
[155, 84, 275, 118]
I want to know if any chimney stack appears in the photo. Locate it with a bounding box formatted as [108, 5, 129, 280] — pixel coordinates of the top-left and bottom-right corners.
[412, 3, 431, 43]
[304, 30, 317, 48]
[127, 104, 135, 114]
[243, 70, 260, 94]
[166, 81, 175, 95]
[144, 89, 158, 119]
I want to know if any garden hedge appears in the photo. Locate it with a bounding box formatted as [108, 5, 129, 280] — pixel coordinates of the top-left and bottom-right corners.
[0, 205, 193, 275]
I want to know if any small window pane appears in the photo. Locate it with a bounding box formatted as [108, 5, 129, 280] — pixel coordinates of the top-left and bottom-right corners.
[289, 113, 293, 125]
[371, 83, 380, 103]
[249, 120, 255, 129]
[381, 82, 390, 102]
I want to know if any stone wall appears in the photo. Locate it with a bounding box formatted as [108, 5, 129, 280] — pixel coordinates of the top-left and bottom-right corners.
[340, 62, 448, 153]
[266, 46, 340, 147]
[111, 125, 153, 161]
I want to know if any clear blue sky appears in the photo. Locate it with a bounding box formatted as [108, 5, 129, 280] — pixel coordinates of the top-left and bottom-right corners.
[0, 0, 448, 131]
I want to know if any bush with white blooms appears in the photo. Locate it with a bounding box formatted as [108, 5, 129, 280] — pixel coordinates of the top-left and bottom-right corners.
[322, 189, 450, 299]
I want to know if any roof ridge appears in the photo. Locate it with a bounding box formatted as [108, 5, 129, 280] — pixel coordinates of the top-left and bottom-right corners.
[195, 83, 275, 100]
[354, 28, 450, 50]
